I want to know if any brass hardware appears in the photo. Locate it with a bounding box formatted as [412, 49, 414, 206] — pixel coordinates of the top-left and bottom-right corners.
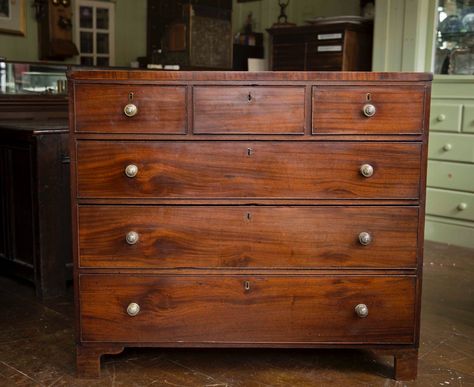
[126, 231, 139, 245]
[358, 232, 372, 246]
[443, 143, 452, 151]
[126, 302, 140, 316]
[355, 303, 369, 318]
[124, 103, 138, 117]
[360, 164, 374, 178]
[437, 114, 446, 122]
[247, 148, 254, 156]
[457, 202, 467, 211]
[362, 103, 376, 117]
[244, 281, 250, 291]
[125, 164, 138, 178]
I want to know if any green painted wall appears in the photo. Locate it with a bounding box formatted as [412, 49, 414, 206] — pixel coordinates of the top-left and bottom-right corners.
[0, 1, 41, 62]
[0, 0, 147, 66]
[232, 0, 361, 61]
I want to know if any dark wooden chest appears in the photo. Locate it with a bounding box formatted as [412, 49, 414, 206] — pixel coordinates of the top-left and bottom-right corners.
[68, 70, 431, 380]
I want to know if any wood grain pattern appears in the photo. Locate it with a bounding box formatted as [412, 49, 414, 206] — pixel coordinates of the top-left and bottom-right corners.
[68, 70, 433, 82]
[312, 86, 425, 134]
[78, 205, 419, 269]
[74, 84, 186, 134]
[76, 141, 422, 199]
[193, 86, 305, 134]
[79, 274, 416, 344]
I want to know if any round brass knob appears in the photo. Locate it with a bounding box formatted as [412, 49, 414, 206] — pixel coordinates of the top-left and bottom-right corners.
[443, 143, 452, 151]
[355, 304, 369, 318]
[358, 232, 372, 246]
[437, 114, 446, 122]
[124, 164, 138, 178]
[362, 104, 376, 117]
[124, 103, 138, 117]
[360, 164, 374, 178]
[457, 202, 467, 211]
[126, 302, 140, 316]
[126, 231, 139, 245]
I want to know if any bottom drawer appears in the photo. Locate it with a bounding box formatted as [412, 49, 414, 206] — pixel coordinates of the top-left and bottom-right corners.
[80, 275, 416, 344]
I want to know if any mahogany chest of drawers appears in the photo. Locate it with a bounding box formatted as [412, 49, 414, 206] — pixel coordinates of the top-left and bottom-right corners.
[68, 70, 432, 380]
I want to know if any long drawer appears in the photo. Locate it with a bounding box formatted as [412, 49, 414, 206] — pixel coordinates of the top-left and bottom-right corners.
[76, 141, 422, 199]
[80, 274, 416, 344]
[312, 86, 426, 134]
[78, 205, 419, 269]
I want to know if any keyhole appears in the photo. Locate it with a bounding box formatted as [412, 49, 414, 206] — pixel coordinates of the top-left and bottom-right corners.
[247, 92, 253, 102]
[247, 148, 253, 156]
[129, 92, 134, 101]
[246, 212, 252, 221]
[366, 93, 371, 101]
[244, 281, 250, 291]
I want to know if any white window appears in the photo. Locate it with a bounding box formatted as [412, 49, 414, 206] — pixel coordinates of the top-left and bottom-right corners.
[75, 0, 115, 66]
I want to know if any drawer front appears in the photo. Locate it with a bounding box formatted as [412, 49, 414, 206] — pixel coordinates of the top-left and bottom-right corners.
[76, 141, 422, 199]
[427, 161, 474, 192]
[312, 86, 425, 134]
[78, 206, 419, 269]
[193, 86, 305, 134]
[426, 188, 474, 221]
[430, 103, 462, 132]
[463, 104, 474, 133]
[74, 84, 187, 134]
[80, 275, 416, 344]
[428, 133, 474, 162]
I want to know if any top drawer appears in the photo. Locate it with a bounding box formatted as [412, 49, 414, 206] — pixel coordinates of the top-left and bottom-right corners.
[193, 86, 305, 134]
[312, 86, 426, 135]
[74, 84, 187, 134]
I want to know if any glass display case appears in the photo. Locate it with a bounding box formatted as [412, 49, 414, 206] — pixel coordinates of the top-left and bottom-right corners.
[435, 0, 474, 74]
[0, 61, 68, 95]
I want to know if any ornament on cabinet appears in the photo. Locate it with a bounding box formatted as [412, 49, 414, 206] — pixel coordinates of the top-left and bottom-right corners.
[34, 0, 78, 60]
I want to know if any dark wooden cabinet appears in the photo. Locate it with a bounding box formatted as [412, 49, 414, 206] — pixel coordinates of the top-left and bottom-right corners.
[147, 0, 233, 69]
[68, 70, 431, 380]
[0, 121, 72, 299]
[267, 20, 373, 71]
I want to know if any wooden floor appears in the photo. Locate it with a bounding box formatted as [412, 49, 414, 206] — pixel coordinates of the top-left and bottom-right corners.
[0, 241, 473, 386]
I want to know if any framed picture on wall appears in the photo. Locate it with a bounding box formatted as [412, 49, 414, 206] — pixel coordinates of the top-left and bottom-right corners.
[0, 0, 25, 36]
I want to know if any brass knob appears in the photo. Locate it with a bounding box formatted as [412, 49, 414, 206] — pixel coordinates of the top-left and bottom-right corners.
[457, 202, 467, 211]
[360, 164, 374, 178]
[362, 104, 376, 117]
[126, 231, 139, 245]
[124, 103, 138, 117]
[125, 164, 138, 178]
[443, 143, 452, 151]
[355, 304, 369, 318]
[126, 302, 140, 316]
[437, 113, 446, 122]
[358, 232, 372, 246]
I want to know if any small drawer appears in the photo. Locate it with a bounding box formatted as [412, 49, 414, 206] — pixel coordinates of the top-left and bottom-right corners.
[426, 188, 474, 222]
[80, 274, 416, 344]
[76, 141, 422, 200]
[462, 104, 474, 133]
[430, 103, 462, 132]
[193, 86, 305, 134]
[428, 133, 474, 162]
[312, 86, 426, 134]
[74, 84, 187, 134]
[78, 205, 419, 269]
[428, 161, 474, 192]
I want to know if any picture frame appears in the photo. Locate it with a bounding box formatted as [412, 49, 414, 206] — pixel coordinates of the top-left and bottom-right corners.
[0, 0, 25, 36]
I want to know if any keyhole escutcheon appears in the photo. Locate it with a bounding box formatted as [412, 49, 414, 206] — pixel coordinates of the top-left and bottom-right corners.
[244, 281, 251, 291]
